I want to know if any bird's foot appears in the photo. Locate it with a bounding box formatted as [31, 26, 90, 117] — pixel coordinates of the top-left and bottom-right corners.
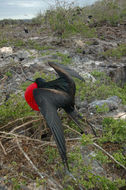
[64, 168, 84, 190]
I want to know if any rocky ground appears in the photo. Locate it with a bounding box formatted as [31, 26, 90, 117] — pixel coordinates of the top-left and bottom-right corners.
[0, 22, 126, 189]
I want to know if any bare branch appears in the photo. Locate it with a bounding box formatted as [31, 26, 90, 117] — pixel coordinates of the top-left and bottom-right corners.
[93, 142, 126, 170]
[11, 118, 41, 133]
[16, 138, 63, 189]
[1, 116, 40, 130]
[0, 140, 7, 155]
[63, 124, 82, 135]
[16, 138, 44, 179]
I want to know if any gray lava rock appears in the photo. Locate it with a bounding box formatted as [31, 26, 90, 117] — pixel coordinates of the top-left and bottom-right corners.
[14, 50, 31, 61]
[0, 47, 13, 57]
[0, 186, 7, 190]
[88, 96, 121, 113]
[81, 146, 106, 176]
[82, 72, 96, 82]
[86, 44, 104, 55]
[107, 64, 126, 87]
[0, 60, 10, 68]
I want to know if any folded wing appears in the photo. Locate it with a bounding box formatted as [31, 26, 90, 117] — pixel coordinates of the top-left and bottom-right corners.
[33, 88, 70, 168]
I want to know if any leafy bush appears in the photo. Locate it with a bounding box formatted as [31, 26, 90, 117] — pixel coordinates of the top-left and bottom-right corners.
[87, 0, 126, 26]
[37, 1, 97, 38]
[66, 144, 126, 190]
[76, 72, 126, 104]
[113, 152, 126, 166]
[102, 44, 126, 59]
[0, 94, 34, 126]
[0, 39, 9, 47]
[100, 118, 126, 143]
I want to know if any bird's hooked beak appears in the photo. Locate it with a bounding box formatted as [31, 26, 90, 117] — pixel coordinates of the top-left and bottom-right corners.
[26, 78, 35, 82]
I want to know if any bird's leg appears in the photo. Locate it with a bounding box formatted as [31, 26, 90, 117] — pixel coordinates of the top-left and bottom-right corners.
[63, 160, 70, 172]
[63, 162, 76, 183]
[69, 110, 97, 137]
[74, 108, 83, 120]
[73, 111, 97, 136]
[64, 164, 84, 190]
[67, 111, 86, 134]
[85, 119, 97, 137]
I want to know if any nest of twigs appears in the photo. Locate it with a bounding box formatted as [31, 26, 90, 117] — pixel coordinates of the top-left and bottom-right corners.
[0, 115, 84, 190]
[0, 116, 66, 189]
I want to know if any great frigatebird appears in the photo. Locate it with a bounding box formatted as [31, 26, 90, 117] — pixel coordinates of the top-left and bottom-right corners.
[25, 61, 84, 170]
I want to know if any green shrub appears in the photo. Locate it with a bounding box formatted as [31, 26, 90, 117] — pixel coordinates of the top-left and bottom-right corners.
[40, 1, 97, 38]
[66, 144, 126, 190]
[100, 118, 126, 143]
[87, 0, 126, 26]
[113, 152, 126, 167]
[102, 44, 126, 59]
[0, 94, 34, 126]
[76, 72, 126, 104]
[0, 39, 8, 47]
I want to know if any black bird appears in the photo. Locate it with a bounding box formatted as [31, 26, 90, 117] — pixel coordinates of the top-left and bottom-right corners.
[25, 62, 84, 170]
[24, 27, 28, 34]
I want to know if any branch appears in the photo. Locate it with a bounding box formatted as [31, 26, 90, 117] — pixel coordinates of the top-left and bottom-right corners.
[93, 142, 126, 170]
[0, 140, 7, 155]
[85, 119, 97, 137]
[63, 124, 82, 135]
[1, 125, 126, 171]
[16, 138, 44, 179]
[16, 138, 63, 189]
[1, 116, 40, 130]
[10, 119, 41, 133]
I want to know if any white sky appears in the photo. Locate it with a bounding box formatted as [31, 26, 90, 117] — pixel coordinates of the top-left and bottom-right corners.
[0, 0, 98, 20]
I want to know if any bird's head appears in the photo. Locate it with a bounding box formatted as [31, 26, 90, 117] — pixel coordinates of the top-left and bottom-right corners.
[35, 78, 46, 88]
[26, 77, 45, 88]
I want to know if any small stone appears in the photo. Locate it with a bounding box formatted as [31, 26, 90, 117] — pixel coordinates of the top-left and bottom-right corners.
[0, 47, 13, 55]
[14, 50, 30, 61]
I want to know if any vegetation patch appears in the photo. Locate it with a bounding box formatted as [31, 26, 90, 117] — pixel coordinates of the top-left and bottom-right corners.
[0, 39, 9, 47]
[0, 38, 54, 50]
[0, 94, 34, 126]
[102, 44, 126, 59]
[76, 72, 126, 104]
[100, 118, 126, 144]
[54, 52, 72, 65]
[0, 0, 126, 189]
[86, 0, 126, 26]
[1, 69, 126, 189]
[35, 2, 97, 38]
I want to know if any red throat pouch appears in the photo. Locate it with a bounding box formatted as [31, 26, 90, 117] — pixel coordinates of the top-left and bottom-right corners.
[25, 83, 40, 111]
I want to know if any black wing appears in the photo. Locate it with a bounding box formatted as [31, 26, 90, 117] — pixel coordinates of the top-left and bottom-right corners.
[33, 88, 70, 168]
[48, 61, 76, 97]
[48, 61, 85, 82]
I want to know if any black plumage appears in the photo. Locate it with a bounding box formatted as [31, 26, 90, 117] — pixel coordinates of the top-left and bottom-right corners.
[24, 27, 28, 33]
[32, 62, 84, 170]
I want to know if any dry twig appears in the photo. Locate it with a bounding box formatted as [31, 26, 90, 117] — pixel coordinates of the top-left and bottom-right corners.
[16, 138, 63, 190]
[11, 118, 41, 133]
[63, 124, 81, 135]
[16, 137, 44, 178]
[1, 116, 126, 172]
[93, 142, 126, 170]
[0, 140, 7, 155]
[1, 116, 40, 130]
